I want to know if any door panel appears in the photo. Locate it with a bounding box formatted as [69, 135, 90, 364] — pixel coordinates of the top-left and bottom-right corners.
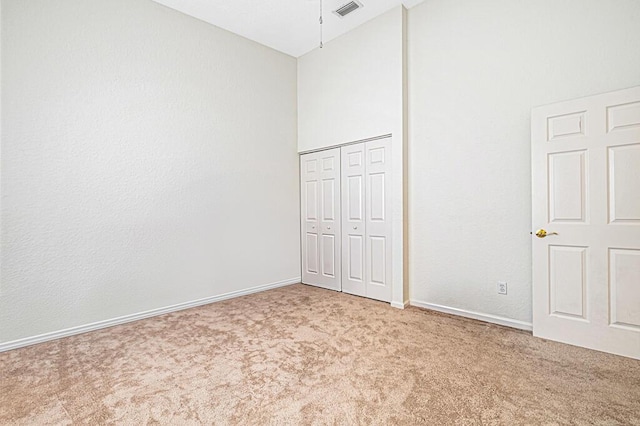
[548, 150, 587, 223]
[364, 138, 392, 302]
[341, 143, 366, 297]
[532, 86, 640, 359]
[608, 143, 640, 223]
[301, 149, 341, 291]
[318, 149, 341, 289]
[347, 235, 364, 282]
[305, 181, 318, 221]
[548, 245, 587, 319]
[369, 173, 386, 221]
[609, 248, 640, 330]
[321, 234, 336, 277]
[607, 100, 640, 132]
[370, 236, 386, 285]
[301, 154, 320, 284]
[305, 233, 318, 274]
[322, 179, 337, 221]
[347, 176, 363, 221]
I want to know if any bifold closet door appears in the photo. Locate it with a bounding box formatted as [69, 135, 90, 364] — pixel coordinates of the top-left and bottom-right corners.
[301, 148, 341, 291]
[341, 138, 392, 302]
[364, 138, 392, 302]
[341, 143, 367, 297]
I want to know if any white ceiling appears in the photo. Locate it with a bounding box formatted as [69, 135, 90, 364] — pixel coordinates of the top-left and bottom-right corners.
[151, 0, 424, 57]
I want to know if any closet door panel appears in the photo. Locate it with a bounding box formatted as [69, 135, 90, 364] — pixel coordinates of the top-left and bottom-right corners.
[347, 235, 364, 281]
[318, 148, 342, 291]
[365, 138, 392, 302]
[341, 143, 366, 296]
[321, 234, 336, 277]
[315, 148, 342, 290]
[301, 154, 321, 284]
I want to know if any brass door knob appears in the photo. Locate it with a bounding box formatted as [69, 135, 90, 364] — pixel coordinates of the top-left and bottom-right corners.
[533, 229, 558, 238]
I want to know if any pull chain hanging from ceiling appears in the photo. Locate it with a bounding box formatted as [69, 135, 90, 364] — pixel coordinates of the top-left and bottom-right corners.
[319, 0, 324, 48]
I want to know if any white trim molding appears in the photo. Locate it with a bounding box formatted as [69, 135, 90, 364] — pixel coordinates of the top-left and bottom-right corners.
[390, 300, 410, 309]
[410, 300, 533, 331]
[298, 133, 392, 155]
[0, 277, 301, 353]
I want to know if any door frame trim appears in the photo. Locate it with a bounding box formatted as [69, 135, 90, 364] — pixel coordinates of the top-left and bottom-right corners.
[298, 134, 392, 155]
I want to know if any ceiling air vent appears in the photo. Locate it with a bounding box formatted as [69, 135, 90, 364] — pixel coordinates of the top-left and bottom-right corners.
[333, 1, 364, 18]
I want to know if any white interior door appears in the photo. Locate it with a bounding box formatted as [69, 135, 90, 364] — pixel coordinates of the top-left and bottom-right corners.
[341, 143, 366, 297]
[301, 148, 341, 291]
[532, 86, 640, 360]
[364, 138, 392, 302]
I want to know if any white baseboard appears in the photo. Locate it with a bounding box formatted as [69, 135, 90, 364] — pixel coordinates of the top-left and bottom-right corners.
[0, 277, 301, 353]
[410, 300, 533, 331]
[390, 300, 409, 309]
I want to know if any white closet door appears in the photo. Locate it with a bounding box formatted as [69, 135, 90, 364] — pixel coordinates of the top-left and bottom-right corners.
[301, 153, 320, 285]
[365, 138, 392, 302]
[301, 148, 341, 291]
[341, 143, 366, 297]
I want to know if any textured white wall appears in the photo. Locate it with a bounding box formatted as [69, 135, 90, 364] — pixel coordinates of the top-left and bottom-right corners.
[408, 0, 640, 323]
[0, 0, 299, 343]
[297, 6, 404, 153]
[297, 6, 406, 305]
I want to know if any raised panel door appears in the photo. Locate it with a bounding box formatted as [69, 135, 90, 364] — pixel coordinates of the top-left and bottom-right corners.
[341, 143, 366, 297]
[532, 86, 640, 359]
[365, 138, 392, 303]
[301, 149, 341, 291]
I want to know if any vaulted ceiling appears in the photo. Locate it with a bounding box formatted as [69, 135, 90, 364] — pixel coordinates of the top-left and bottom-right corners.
[151, 0, 424, 57]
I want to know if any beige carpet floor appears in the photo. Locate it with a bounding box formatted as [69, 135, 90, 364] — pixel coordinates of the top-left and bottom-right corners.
[1, 284, 639, 425]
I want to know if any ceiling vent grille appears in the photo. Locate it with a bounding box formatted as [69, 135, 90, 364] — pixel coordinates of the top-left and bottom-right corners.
[333, 1, 363, 18]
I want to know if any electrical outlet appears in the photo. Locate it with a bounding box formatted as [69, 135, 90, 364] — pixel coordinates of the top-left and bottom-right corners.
[497, 282, 508, 295]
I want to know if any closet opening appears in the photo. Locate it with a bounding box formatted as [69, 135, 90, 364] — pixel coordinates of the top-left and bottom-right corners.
[300, 136, 392, 303]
